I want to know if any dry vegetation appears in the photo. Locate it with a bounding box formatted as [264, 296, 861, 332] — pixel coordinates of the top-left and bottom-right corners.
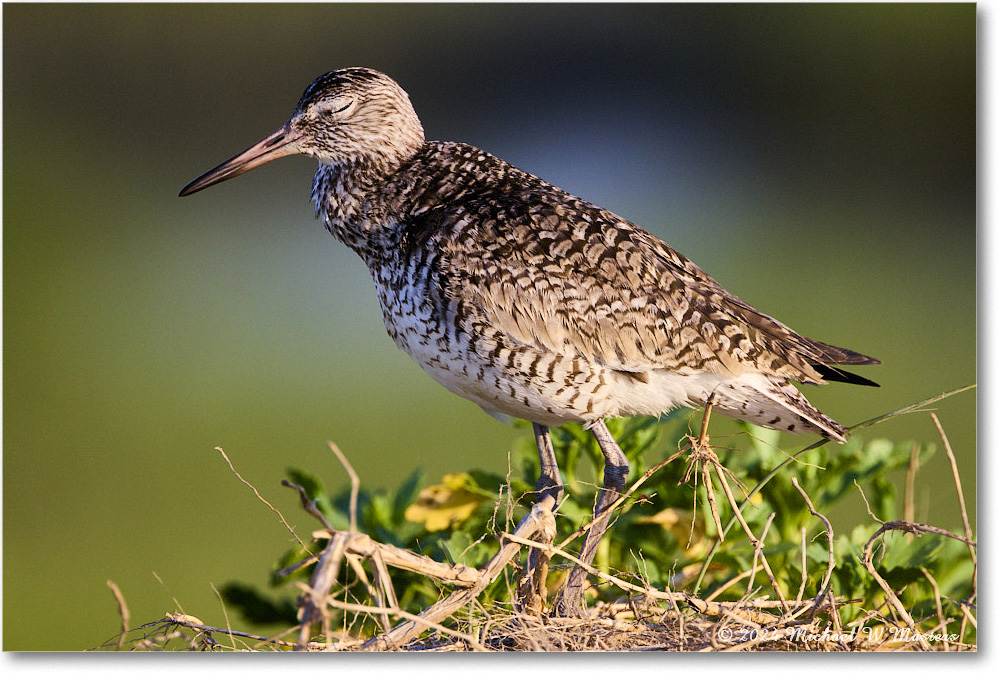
[101, 389, 976, 652]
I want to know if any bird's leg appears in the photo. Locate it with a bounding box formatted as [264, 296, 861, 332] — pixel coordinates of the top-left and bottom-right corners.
[533, 423, 563, 504]
[516, 423, 562, 615]
[555, 419, 629, 617]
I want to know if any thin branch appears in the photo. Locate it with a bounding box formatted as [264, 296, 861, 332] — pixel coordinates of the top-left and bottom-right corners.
[795, 527, 807, 604]
[106, 580, 130, 651]
[929, 412, 976, 596]
[860, 519, 975, 650]
[216, 447, 309, 552]
[313, 530, 480, 586]
[165, 613, 310, 650]
[282, 480, 336, 531]
[848, 384, 976, 434]
[363, 494, 557, 651]
[791, 477, 836, 609]
[701, 461, 724, 540]
[370, 548, 401, 612]
[346, 554, 391, 633]
[703, 568, 753, 602]
[854, 479, 883, 524]
[322, 596, 487, 651]
[210, 583, 237, 651]
[904, 441, 919, 523]
[691, 385, 975, 596]
[867, 519, 976, 548]
[297, 532, 348, 649]
[860, 524, 920, 638]
[920, 567, 949, 651]
[328, 441, 360, 534]
[712, 463, 786, 613]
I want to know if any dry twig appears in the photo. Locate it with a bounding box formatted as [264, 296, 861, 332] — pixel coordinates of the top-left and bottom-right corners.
[328, 441, 360, 534]
[106, 580, 130, 651]
[363, 494, 557, 650]
[216, 446, 309, 552]
[791, 476, 836, 614]
[929, 413, 976, 596]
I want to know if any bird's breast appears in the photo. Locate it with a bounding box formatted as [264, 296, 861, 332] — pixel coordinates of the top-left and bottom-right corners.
[362, 258, 701, 426]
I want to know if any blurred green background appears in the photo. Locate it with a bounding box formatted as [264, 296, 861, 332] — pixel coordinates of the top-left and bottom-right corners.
[4, 4, 975, 651]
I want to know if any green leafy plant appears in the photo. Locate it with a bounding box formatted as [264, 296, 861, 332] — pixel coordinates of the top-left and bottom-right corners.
[219, 388, 976, 647]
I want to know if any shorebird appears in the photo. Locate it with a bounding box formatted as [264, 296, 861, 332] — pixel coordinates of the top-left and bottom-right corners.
[180, 67, 879, 615]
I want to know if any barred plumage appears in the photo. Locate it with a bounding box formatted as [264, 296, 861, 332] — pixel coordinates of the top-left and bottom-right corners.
[180, 67, 879, 614]
[313, 136, 878, 441]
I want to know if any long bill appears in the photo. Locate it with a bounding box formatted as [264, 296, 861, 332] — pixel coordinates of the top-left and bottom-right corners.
[179, 122, 304, 197]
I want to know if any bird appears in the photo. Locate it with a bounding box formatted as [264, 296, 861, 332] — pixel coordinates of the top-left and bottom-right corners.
[180, 67, 879, 615]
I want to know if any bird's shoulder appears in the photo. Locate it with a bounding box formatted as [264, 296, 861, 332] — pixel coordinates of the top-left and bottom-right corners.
[391, 141, 662, 266]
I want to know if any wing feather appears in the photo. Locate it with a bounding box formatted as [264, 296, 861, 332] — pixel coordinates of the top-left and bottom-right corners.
[407, 150, 877, 387]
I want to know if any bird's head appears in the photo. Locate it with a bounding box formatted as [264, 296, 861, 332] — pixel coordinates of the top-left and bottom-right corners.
[179, 68, 425, 197]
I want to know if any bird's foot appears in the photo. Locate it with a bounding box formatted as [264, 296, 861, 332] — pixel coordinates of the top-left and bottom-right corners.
[553, 421, 629, 618]
[515, 496, 557, 616]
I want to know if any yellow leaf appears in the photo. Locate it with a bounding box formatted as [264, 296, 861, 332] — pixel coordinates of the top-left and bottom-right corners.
[636, 507, 710, 558]
[404, 473, 490, 531]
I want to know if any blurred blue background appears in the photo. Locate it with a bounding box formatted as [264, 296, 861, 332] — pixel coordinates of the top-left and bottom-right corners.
[4, 4, 974, 650]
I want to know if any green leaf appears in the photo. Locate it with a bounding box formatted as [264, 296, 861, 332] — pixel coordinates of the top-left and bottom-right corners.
[392, 467, 425, 521]
[879, 530, 946, 572]
[219, 582, 298, 625]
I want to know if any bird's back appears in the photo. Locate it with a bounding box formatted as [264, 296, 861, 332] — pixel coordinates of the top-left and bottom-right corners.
[324, 140, 877, 438]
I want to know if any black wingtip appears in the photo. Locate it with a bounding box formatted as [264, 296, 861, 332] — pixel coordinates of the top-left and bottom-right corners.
[813, 363, 880, 387]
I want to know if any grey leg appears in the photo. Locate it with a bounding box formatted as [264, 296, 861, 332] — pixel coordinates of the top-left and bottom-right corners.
[555, 419, 629, 616]
[533, 422, 563, 503]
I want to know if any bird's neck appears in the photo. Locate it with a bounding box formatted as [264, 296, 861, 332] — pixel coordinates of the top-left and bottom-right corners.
[311, 155, 410, 261]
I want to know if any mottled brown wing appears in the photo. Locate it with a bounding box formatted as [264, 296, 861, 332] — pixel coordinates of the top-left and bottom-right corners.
[433, 188, 877, 385]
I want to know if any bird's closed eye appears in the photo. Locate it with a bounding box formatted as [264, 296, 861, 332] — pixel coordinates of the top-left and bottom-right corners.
[318, 97, 354, 116]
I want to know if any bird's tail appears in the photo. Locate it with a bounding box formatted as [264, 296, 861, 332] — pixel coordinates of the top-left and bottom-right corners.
[711, 374, 849, 443]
